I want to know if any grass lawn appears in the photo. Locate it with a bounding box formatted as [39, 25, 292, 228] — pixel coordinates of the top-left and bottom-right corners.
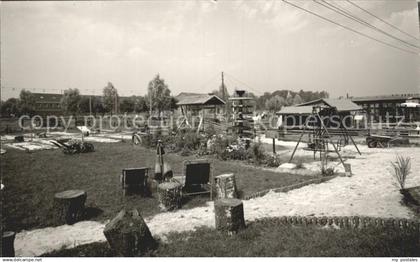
[1, 141, 318, 232]
[43, 218, 420, 257]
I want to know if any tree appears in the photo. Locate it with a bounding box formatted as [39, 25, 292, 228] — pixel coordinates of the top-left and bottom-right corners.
[60, 88, 81, 116]
[79, 96, 92, 114]
[1, 98, 20, 117]
[265, 95, 285, 112]
[120, 97, 135, 113]
[103, 82, 119, 114]
[169, 97, 178, 111]
[18, 90, 36, 116]
[285, 91, 294, 106]
[256, 92, 272, 110]
[147, 74, 172, 116]
[94, 98, 106, 116]
[292, 94, 303, 105]
[133, 96, 148, 113]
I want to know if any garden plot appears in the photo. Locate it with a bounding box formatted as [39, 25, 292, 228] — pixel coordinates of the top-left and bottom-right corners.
[94, 133, 132, 140]
[13, 145, 420, 256]
[1, 131, 128, 152]
[3, 140, 57, 151]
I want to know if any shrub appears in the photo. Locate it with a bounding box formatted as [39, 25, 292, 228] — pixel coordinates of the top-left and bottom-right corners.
[295, 159, 305, 169]
[173, 129, 202, 152]
[63, 140, 94, 154]
[227, 147, 250, 161]
[180, 145, 193, 156]
[247, 140, 266, 165]
[265, 154, 282, 167]
[183, 129, 201, 150]
[140, 133, 156, 148]
[210, 135, 233, 157]
[205, 124, 217, 139]
[321, 167, 335, 177]
[390, 155, 411, 190]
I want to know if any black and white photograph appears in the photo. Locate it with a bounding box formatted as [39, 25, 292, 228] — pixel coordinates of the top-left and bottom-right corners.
[1, 0, 419, 259]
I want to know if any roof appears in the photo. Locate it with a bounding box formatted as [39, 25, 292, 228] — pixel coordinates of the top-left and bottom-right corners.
[229, 97, 254, 101]
[277, 106, 314, 115]
[176, 92, 225, 106]
[351, 93, 420, 102]
[297, 98, 362, 112]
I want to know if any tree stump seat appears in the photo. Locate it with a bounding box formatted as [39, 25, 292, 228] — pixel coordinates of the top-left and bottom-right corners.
[214, 198, 245, 234]
[1, 231, 16, 257]
[157, 181, 182, 211]
[103, 209, 156, 256]
[53, 189, 87, 225]
[215, 173, 237, 199]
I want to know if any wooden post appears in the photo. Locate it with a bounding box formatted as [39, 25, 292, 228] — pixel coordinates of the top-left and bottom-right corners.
[103, 209, 156, 256]
[53, 190, 87, 225]
[215, 173, 237, 199]
[214, 198, 245, 233]
[344, 163, 352, 177]
[272, 138, 276, 154]
[1, 231, 16, 257]
[157, 182, 182, 211]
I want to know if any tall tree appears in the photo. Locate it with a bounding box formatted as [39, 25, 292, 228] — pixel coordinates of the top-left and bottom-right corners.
[19, 90, 36, 116]
[147, 74, 172, 116]
[169, 97, 178, 111]
[93, 97, 106, 116]
[292, 94, 303, 105]
[103, 82, 119, 114]
[79, 96, 92, 114]
[133, 96, 148, 113]
[265, 95, 285, 112]
[120, 97, 135, 113]
[60, 88, 81, 116]
[1, 98, 20, 117]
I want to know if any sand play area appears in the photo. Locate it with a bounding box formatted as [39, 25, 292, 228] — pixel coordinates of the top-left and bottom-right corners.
[12, 139, 420, 256]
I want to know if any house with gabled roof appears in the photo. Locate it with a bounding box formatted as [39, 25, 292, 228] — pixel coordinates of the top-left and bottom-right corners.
[277, 98, 363, 127]
[175, 92, 225, 117]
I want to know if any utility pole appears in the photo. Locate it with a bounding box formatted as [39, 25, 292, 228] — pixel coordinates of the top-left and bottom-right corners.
[89, 96, 92, 115]
[221, 71, 227, 115]
[114, 93, 118, 115]
[221, 71, 225, 100]
[149, 86, 153, 117]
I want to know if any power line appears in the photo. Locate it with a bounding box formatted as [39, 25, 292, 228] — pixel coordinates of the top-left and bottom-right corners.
[197, 72, 221, 93]
[316, 0, 420, 50]
[346, 0, 420, 41]
[223, 72, 263, 95]
[282, 0, 418, 55]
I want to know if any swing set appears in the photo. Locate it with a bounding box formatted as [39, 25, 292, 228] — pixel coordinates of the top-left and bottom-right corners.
[288, 105, 361, 171]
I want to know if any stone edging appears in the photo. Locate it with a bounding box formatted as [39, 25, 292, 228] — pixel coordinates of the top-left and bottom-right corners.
[243, 175, 338, 200]
[268, 215, 420, 233]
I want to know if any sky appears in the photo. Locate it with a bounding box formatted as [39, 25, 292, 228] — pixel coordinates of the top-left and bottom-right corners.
[1, 0, 419, 100]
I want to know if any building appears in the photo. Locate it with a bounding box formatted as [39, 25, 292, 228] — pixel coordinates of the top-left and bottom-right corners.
[351, 93, 420, 123]
[176, 92, 226, 118]
[33, 93, 63, 116]
[32, 92, 133, 117]
[277, 98, 363, 127]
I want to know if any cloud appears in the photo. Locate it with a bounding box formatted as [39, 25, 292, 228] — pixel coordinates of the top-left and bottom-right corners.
[388, 6, 419, 38]
[232, 1, 311, 34]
